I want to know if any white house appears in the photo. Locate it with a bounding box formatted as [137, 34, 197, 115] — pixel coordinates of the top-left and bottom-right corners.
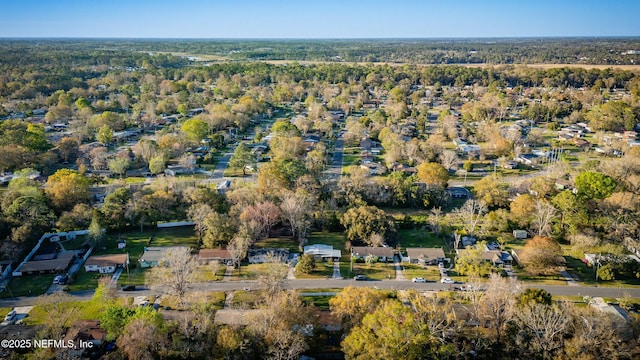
[304, 244, 341, 262]
[84, 254, 129, 274]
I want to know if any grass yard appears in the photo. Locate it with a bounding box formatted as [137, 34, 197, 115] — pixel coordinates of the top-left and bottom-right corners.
[402, 264, 441, 281]
[255, 236, 300, 252]
[296, 260, 335, 279]
[23, 299, 109, 325]
[223, 167, 249, 177]
[195, 264, 227, 282]
[231, 290, 262, 308]
[301, 295, 334, 310]
[0, 307, 12, 318]
[342, 261, 395, 280]
[159, 291, 226, 310]
[0, 274, 55, 299]
[236, 263, 289, 280]
[57, 234, 89, 250]
[397, 228, 447, 251]
[309, 232, 347, 253]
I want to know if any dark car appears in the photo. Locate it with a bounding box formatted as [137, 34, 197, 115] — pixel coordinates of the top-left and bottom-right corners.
[121, 285, 137, 291]
[354, 275, 366, 281]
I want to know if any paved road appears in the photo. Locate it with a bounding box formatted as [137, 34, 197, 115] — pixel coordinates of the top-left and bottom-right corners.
[210, 144, 235, 180]
[325, 135, 344, 179]
[2, 279, 639, 308]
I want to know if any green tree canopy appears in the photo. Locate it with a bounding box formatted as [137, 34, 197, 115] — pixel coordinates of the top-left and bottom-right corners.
[45, 169, 90, 211]
[416, 162, 449, 188]
[342, 300, 430, 360]
[181, 118, 209, 143]
[575, 171, 617, 200]
[340, 205, 395, 243]
[229, 142, 255, 176]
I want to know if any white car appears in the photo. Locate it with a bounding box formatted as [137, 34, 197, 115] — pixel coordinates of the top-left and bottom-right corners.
[440, 277, 455, 284]
[4, 310, 16, 322]
[412, 277, 427, 283]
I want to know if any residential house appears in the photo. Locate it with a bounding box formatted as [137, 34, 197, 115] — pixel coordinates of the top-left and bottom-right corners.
[446, 187, 470, 199]
[516, 153, 539, 165]
[303, 244, 341, 262]
[350, 246, 394, 262]
[19, 251, 75, 275]
[198, 249, 233, 265]
[405, 248, 446, 266]
[63, 320, 107, 358]
[84, 254, 128, 274]
[139, 246, 189, 268]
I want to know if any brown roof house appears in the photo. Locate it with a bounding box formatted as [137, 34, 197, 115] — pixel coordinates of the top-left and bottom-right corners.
[19, 251, 75, 275]
[63, 320, 106, 358]
[84, 254, 129, 274]
[350, 246, 394, 262]
[405, 248, 446, 266]
[198, 249, 233, 265]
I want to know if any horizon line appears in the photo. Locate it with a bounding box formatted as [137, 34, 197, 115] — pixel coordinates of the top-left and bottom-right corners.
[1, 36, 640, 41]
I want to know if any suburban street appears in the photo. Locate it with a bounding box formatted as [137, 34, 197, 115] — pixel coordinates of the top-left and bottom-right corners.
[210, 144, 235, 180]
[324, 135, 344, 179]
[1, 278, 638, 308]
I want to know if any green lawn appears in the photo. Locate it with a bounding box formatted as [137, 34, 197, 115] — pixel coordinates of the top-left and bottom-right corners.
[301, 295, 334, 310]
[231, 290, 262, 308]
[296, 260, 335, 279]
[236, 263, 288, 280]
[397, 228, 447, 251]
[309, 232, 347, 253]
[0, 274, 55, 299]
[402, 264, 441, 281]
[57, 234, 89, 250]
[255, 236, 300, 252]
[0, 307, 12, 318]
[24, 299, 108, 325]
[159, 291, 226, 310]
[342, 261, 395, 280]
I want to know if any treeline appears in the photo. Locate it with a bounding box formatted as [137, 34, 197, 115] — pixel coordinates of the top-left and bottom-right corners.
[4, 38, 639, 65]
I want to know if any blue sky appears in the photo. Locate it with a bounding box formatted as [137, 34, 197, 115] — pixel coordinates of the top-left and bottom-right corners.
[1, 0, 638, 38]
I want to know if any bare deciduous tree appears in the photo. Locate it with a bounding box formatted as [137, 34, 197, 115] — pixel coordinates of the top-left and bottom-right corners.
[228, 228, 250, 272]
[187, 203, 213, 241]
[516, 303, 570, 358]
[257, 253, 289, 297]
[440, 150, 459, 171]
[481, 273, 522, 346]
[279, 191, 310, 248]
[146, 247, 198, 304]
[455, 199, 487, 237]
[407, 290, 457, 344]
[532, 199, 557, 237]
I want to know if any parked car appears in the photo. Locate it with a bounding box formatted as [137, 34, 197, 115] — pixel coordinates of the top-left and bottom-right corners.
[4, 310, 16, 322]
[412, 277, 427, 283]
[441, 277, 455, 284]
[353, 275, 366, 281]
[121, 285, 137, 291]
[53, 275, 68, 285]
